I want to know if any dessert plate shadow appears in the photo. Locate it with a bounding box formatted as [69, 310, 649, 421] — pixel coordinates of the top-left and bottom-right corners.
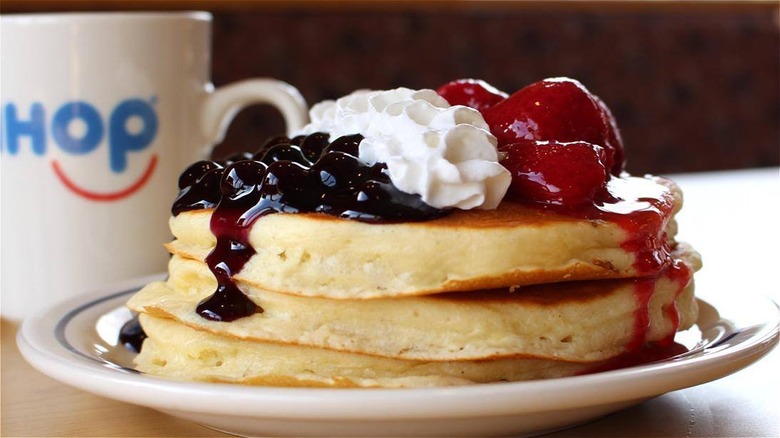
[17, 274, 779, 437]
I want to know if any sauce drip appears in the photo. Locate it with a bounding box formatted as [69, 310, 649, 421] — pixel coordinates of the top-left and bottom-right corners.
[625, 257, 693, 351]
[627, 279, 656, 352]
[527, 176, 678, 277]
[527, 176, 688, 352]
[602, 179, 690, 352]
[593, 176, 677, 276]
[118, 317, 147, 353]
[660, 260, 692, 345]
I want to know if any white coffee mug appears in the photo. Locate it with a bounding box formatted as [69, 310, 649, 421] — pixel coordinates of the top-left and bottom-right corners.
[0, 12, 309, 321]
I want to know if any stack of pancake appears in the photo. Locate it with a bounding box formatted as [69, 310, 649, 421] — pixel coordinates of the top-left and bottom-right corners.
[126, 174, 700, 388]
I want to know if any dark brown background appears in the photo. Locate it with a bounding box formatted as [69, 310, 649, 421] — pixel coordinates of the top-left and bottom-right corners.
[3, 1, 778, 175]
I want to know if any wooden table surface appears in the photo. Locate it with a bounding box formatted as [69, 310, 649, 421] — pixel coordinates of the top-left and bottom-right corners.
[2, 168, 779, 437]
[1, 318, 226, 437]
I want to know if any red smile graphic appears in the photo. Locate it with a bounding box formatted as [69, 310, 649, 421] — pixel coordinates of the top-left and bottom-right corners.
[51, 154, 158, 202]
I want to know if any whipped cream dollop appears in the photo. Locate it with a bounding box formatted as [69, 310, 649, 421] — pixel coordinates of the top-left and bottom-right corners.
[294, 88, 510, 210]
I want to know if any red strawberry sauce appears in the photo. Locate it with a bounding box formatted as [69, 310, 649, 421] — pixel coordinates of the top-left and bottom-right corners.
[545, 174, 694, 356]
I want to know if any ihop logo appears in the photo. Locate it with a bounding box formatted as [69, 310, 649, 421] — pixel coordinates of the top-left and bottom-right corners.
[1, 98, 159, 201]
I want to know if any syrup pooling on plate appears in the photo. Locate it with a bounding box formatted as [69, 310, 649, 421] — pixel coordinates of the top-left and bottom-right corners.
[581, 341, 690, 375]
[175, 133, 447, 322]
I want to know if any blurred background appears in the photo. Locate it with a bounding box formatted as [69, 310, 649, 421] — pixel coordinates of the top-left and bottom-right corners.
[2, 0, 778, 175]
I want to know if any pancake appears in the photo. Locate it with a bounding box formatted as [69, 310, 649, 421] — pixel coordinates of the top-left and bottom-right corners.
[134, 314, 600, 388]
[166, 175, 682, 299]
[125, 82, 702, 388]
[128, 245, 699, 363]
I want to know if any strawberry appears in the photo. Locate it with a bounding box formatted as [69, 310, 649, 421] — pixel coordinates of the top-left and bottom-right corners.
[594, 94, 625, 174]
[483, 77, 624, 175]
[500, 140, 608, 208]
[436, 79, 507, 112]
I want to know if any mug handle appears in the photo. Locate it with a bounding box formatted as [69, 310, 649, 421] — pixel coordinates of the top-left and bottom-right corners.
[200, 78, 309, 154]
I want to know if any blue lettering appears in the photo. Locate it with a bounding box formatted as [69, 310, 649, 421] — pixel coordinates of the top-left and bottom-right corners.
[51, 102, 103, 155]
[109, 99, 157, 173]
[3, 103, 46, 155]
[2, 98, 158, 173]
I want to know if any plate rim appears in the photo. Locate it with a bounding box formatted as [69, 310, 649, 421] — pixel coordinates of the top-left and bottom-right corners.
[16, 276, 780, 421]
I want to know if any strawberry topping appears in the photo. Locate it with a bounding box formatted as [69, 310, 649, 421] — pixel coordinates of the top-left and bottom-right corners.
[500, 140, 609, 208]
[436, 79, 508, 112]
[482, 77, 625, 176]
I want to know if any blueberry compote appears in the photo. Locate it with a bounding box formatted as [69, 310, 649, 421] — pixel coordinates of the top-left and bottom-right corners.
[118, 316, 147, 353]
[174, 133, 446, 322]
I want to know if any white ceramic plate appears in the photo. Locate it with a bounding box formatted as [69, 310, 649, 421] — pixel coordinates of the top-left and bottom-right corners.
[17, 274, 779, 437]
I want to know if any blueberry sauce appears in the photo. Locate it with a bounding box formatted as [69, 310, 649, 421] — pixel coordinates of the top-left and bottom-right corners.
[174, 133, 446, 322]
[118, 317, 147, 353]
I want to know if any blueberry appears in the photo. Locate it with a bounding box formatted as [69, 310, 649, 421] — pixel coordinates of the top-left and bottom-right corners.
[222, 152, 254, 165]
[256, 144, 311, 166]
[322, 134, 363, 157]
[300, 132, 331, 162]
[290, 135, 306, 146]
[178, 160, 222, 189]
[220, 160, 268, 197]
[172, 166, 224, 215]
